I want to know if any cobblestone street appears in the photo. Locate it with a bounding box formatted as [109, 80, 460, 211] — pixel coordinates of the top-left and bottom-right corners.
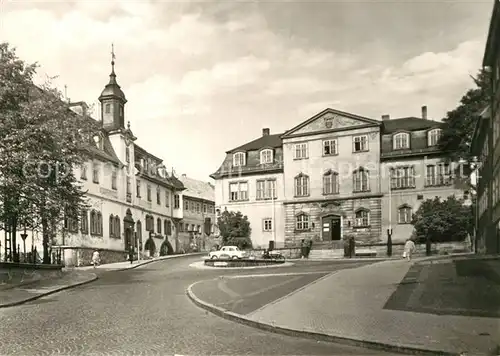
[0, 256, 389, 355]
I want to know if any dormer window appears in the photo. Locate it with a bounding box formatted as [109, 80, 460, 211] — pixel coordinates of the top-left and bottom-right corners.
[105, 103, 111, 114]
[427, 129, 442, 146]
[233, 152, 246, 166]
[93, 134, 103, 149]
[393, 132, 410, 150]
[260, 149, 273, 164]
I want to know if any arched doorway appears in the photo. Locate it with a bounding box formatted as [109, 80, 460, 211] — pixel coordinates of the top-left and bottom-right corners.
[123, 209, 135, 251]
[144, 237, 156, 256]
[321, 214, 342, 241]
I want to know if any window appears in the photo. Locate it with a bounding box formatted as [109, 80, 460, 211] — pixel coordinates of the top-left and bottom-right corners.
[427, 129, 442, 146]
[294, 174, 309, 197]
[263, 218, 273, 231]
[174, 194, 180, 209]
[425, 164, 451, 186]
[233, 152, 246, 166]
[353, 135, 368, 152]
[323, 170, 339, 195]
[256, 179, 277, 199]
[293, 143, 308, 159]
[393, 133, 410, 150]
[398, 205, 412, 224]
[136, 221, 142, 242]
[80, 164, 87, 180]
[105, 103, 111, 113]
[92, 162, 100, 183]
[203, 204, 207, 213]
[323, 139, 338, 155]
[109, 215, 115, 237]
[156, 187, 161, 205]
[90, 210, 102, 236]
[164, 220, 172, 235]
[114, 216, 120, 238]
[146, 215, 154, 232]
[184, 199, 189, 210]
[295, 214, 310, 230]
[353, 168, 369, 192]
[260, 149, 273, 164]
[157, 218, 162, 234]
[229, 181, 248, 201]
[390, 166, 415, 189]
[147, 185, 152, 201]
[165, 191, 170, 207]
[111, 170, 117, 190]
[185, 223, 189, 231]
[136, 180, 141, 198]
[354, 209, 370, 227]
[126, 177, 131, 195]
[179, 223, 184, 232]
[81, 211, 88, 234]
[125, 148, 130, 163]
[196, 203, 201, 213]
[197, 225, 201, 233]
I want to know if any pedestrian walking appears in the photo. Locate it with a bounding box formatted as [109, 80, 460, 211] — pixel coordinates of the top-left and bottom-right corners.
[403, 238, 416, 261]
[92, 249, 100, 268]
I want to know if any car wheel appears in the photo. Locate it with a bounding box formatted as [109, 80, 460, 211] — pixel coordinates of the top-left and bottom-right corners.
[232, 256, 238, 260]
[211, 255, 218, 259]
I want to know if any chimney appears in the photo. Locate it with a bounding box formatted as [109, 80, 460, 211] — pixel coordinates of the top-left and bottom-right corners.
[421, 105, 428, 120]
[381, 114, 390, 121]
[262, 128, 270, 136]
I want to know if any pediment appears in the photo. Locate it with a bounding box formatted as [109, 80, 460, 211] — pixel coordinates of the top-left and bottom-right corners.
[283, 108, 380, 138]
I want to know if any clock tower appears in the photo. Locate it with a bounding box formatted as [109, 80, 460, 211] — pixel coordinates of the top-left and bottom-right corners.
[99, 45, 127, 131]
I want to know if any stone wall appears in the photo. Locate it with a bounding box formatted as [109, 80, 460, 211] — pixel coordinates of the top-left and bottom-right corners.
[63, 247, 128, 267]
[284, 196, 383, 246]
[352, 240, 472, 257]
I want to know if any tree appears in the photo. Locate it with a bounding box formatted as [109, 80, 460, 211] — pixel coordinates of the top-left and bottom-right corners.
[411, 196, 474, 244]
[216, 210, 252, 248]
[0, 42, 98, 263]
[439, 69, 491, 191]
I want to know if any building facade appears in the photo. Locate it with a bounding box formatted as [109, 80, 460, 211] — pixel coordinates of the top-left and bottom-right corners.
[473, 0, 500, 254]
[212, 107, 466, 248]
[210, 128, 285, 248]
[6, 58, 187, 266]
[177, 174, 217, 252]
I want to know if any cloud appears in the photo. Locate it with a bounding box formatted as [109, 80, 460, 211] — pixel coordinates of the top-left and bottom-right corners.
[0, 1, 489, 180]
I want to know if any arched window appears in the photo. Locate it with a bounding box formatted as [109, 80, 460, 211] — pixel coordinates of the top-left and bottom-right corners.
[136, 221, 142, 242]
[233, 152, 246, 166]
[81, 210, 89, 234]
[398, 205, 412, 224]
[427, 128, 442, 146]
[393, 132, 410, 150]
[109, 214, 115, 237]
[353, 167, 369, 192]
[96, 212, 103, 235]
[323, 170, 339, 195]
[294, 173, 309, 197]
[157, 218, 162, 234]
[114, 216, 121, 238]
[90, 210, 97, 235]
[354, 209, 370, 227]
[295, 213, 310, 230]
[260, 149, 273, 164]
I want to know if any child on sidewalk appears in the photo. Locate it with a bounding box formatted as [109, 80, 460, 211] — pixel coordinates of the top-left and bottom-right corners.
[92, 250, 100, 268]
[403, 239, 416, 261]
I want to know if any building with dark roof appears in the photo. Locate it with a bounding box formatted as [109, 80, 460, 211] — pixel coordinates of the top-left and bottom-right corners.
[16, 55, 189, 266]
[212, 106, 467, 251]
[471, 0, 500, 254]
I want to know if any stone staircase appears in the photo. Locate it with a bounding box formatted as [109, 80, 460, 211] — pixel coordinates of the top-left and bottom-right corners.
[308, 249, 344, 260]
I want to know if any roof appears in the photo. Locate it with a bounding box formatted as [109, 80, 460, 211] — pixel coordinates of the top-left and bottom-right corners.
[98, 67, 127, 103]
[382, 117, 443, 134]
[178, 175, 214, 202]
[483, 0, 499, 66]
[227, 133, 283, 153]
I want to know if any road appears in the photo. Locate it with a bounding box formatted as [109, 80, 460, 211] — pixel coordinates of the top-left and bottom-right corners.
[0, 256, 396, 355]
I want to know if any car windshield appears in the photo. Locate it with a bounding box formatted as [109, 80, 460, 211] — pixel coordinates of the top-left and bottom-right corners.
[235, 247, 240, 251]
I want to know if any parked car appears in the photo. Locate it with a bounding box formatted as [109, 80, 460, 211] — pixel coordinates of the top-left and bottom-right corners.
[208, 245, 248, 259]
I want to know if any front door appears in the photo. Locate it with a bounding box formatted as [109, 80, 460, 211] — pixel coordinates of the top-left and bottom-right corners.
[322, 215, 341, 241]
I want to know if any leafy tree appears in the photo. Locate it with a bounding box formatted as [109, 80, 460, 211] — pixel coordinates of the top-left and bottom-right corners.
[439, 69, 491, 191]
[217, 210, 252, 248]
[0, 42, 98, 263]
[411, 196, 474, 244]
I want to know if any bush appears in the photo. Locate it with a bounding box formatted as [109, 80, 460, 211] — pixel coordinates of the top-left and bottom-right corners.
[227, 236, 253, 250]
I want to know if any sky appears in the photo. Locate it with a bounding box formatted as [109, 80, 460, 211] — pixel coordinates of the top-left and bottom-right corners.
[0, 0, 494, 182]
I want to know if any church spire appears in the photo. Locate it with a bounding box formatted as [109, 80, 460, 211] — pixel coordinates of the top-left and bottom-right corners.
[109, 43, 117, 85]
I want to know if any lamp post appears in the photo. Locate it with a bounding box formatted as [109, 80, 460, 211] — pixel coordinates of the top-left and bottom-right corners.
[20, 226, 28, 263]
[387, 170, 393, 257]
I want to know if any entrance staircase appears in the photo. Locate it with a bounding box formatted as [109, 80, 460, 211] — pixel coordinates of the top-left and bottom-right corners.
[308, 241, 344, 260]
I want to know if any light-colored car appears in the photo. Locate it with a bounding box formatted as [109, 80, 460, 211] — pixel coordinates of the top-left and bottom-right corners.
[208, 246, 248, 260]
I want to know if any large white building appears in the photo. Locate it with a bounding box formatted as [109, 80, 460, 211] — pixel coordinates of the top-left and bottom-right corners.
[4, 58, 190, 266]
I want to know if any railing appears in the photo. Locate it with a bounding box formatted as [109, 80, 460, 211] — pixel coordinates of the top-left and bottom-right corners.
[214, 163, 284, 177]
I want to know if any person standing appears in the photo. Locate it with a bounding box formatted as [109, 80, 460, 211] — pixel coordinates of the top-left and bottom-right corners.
[403, 239, 416, 261]
[300, 239, 306, 259]
[306, 238, 313, 258]
[92, 250, 100, 268]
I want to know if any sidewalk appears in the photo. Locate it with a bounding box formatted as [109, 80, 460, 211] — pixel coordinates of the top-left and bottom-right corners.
[0, 270, 97, 308]
[188, 255, 500, 355]
[64, 252, 205, 272]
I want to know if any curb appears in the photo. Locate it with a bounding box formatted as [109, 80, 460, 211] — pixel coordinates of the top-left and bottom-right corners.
[0, 273, 99, 309]
[107, 252, 207, 272]
[186, 281, 458, 356]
